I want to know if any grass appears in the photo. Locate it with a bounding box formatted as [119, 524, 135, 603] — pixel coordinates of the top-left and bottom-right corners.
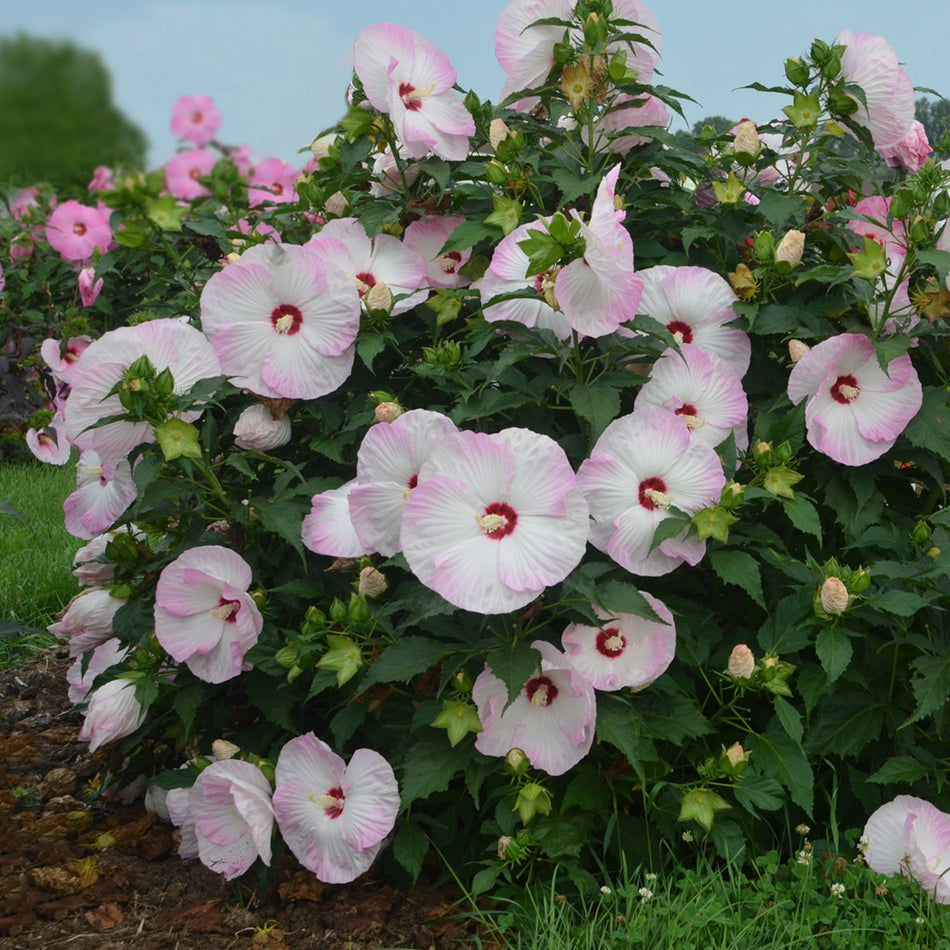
[0, 459, 80, 664]
[465, 849, 950, 950]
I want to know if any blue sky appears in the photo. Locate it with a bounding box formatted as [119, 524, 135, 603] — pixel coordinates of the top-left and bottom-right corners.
[6, 1, 948, 169]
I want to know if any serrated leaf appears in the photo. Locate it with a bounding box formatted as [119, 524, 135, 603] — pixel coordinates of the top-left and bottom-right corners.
[904, 387, 950, 465]
[400, 735, 469, 807]
[733, 772, 784, 816]
[815, 626, 853, 682]
[596, 695, 649, 778]
[594, 582, 668, 624]
[358, 636, 464, 694]
[757, 588, 813, 653]
[781, 494, 822, 541]
[772, 695, 803, 744]
[132, 453, 164, 495]
[865, 588, 936, 618]
[393, 822, 429, 882]
[867, 756, 935, 785]
[570, 382, 620, 439]
[709, 549, 765, 608]
[907, 655, 950, 724]
[357, 333, 387, 372]
[748, 731, 813, 815]
[488, 640, 541, 708]
[254, 499, 306, 557]
[805, 692, 885, 758]
[916, 248, 950, 289]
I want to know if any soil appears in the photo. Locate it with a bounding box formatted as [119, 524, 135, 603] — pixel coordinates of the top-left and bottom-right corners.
[0, 647, 481, 950]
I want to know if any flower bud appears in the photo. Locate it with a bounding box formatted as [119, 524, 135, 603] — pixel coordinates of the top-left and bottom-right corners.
[324, 190, 348, 216]
[505, 748, 528, 774]
[234, 403, 292, 452]
[212, 739, 240, 760]
[788, 339, 810, 363]
[489, 118, 510, 153]
[774, 229, 805, 267]
[733, 119, 760, 157]
[374, 401, 404, 424]
[358, 566, 388, 599]
[365, 279, 394, 315]
[728, 644, 755, 680]
[819, 576, 849, 616]
[719, 742, 750, 776]
[497, 835, 513, 860]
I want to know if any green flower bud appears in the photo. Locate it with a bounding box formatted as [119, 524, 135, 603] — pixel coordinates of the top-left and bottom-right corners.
[678, 788, 731, 831]
[154, 419, 202, 461]
[432, 700, 482, 747]
[316, 634, 363, 687]
[514, 782, 553, 824]
[784, 57, 811, 87]
[763, 465, 804, 499]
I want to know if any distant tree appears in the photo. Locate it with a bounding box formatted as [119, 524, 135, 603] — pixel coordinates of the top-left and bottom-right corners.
[915, 96, 950, 146]
[0, 34, 147, 193]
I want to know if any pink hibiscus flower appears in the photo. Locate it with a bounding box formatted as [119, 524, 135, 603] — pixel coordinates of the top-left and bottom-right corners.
[164, 148, 216, 200]
[302, 480, 375, 558]
[45, 200, 112, 263]
[473, 640, 596, 775]
[78, 267, 103, 307]
[637, 265, 751, 377]
[561, 595, 676, 691]
[78, 676, 146, 752]
[353, 24, 475, 161]
[401, 427, 590, 614]
[66, 637, 127, 704]
[63, 318, 221, 462]
[272, 733, 399, 884]
[495, 0, 661, 105]
[787, 333, 922, 466]
[247, 157, 299, 207]
[879, 120, 932, 172]
[181, 759, 275, 880]
[26, 413, 72, 466]
[40, 335, 92, 385]
[88, 165, 115, 192]
[479, 219, 573, 342]
[348, 409, 459, 557]
[307, 218, 429, 316]
[154, 545, 264, 684]
[199, 242, 360, 400]
[48, 586, 126, 657]
[577, 407, 726, 577]
[554, 164, 643, 338]
[63, 450, 137, 540]
[633, 343, 749, 450]
[402, 216, 472, 289]
[835, 30, 915, 150]
[170, 94, 222, 147]
[863, 795, 950, 903]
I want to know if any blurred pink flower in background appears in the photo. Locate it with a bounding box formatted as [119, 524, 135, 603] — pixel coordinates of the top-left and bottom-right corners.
[170, 94, 221, 147]
[247, 157, 299, 206]
[45, 200, 112, 263]
[164, 148, 216, 200]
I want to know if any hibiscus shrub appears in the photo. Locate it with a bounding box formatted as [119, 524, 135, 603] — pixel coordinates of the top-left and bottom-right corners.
[5, 0, 950, 896]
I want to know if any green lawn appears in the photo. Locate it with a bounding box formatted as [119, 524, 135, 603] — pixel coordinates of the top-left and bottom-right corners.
[0, 460, 80, 663]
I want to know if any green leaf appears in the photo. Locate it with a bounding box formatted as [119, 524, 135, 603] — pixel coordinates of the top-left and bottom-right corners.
[733, 772, 784, 816]
[708, 549, 765, 608]
[868, 756, 935, 786]
[596, 694, 650, 778]
[904, 387, 950, 465]
[757, 588, 813, 654]
[908, 655, 950, 724]
[254, 499, 306, 557]
[131, 452, 164, 495]
[439, 217, 494, 254]
[781, 494, 822, 541]
[358, 636, 464, 694]
[864, 588, 936, 618]
[805, 692, 885, 758]
[400, 734, 469, 807]
[488, 639, 541, 708]
[815, 626, 853, 682]
[357, 333, 387, 372]
[748, 730, 813, 815]
[569, 382, 620, 440]
[393, 821, 429, 882]
[772, 695, 803, 744]
[594, 580, 668, 624]
[916, 248, 950, 289]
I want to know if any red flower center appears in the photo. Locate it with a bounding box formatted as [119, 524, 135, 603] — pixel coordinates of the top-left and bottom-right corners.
[399, 82, 422, 111]
[407, 474, 418, 491]
[478, 501, 518, 539]
[189, 168, 202, 180]
[666, 321, 693, 343]
[440, 251, 463, 274]
[638, 476, 669, 511]
[72, 222, 87, 237]
[830, 374, 860, 404]
[190, 110, 204, 124]
[322, 786, 345, 819]
[675, 403, 698, 418]
[525, 675, 558, 707]
[271, 182, 284, 195]
[596, 627, 626, 658]
[354, 272, 376, 297]
[214, 596, 241, 623]
[271, 303, 303, 335]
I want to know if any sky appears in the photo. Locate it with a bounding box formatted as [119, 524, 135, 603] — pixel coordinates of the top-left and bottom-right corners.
[4, 0, 948, 171]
